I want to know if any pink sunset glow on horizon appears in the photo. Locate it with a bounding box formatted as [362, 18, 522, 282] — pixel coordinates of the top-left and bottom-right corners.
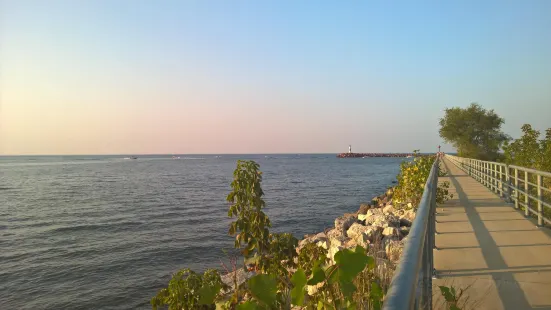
[1, 1, 550, 155]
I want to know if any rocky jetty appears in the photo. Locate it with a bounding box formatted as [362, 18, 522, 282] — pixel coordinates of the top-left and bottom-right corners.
[296, 188, 414, 265]
[337, 153, 414, 158]
[221, 187, 416, 294]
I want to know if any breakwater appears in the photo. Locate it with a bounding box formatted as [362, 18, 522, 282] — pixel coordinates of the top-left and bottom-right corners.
[337, 153, 414, 158]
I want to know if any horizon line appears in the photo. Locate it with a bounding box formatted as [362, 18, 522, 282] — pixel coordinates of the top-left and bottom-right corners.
[0, 151, 426, 156]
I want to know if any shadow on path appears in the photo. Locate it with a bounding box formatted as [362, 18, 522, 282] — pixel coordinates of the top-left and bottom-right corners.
[444, 161, 534, 310]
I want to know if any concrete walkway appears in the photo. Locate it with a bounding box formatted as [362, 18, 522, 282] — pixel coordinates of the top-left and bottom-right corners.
[433, 158, 551, 310]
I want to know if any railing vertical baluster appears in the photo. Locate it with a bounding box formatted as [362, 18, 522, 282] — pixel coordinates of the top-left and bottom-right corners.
[494, 164, 498, 194]
[490, 163, 497, 194]
[499, 165, 504, 198]
[506, 165, 511, 202]
[485, 162, 489, 187]
[515, 168, 519, 209]
[483, 162, 486, 186]
[487, 162, 490, 188]
[537, 175, 543, 227]
[525, 171, 530, 217]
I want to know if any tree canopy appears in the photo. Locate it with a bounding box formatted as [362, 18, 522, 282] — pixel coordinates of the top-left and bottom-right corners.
[503, 124, 551, 172]
[439, 103, 509, 160]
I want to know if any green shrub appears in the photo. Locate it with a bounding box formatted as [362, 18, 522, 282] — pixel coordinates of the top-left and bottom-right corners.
[150, 269, 226, 310]
[393, 151, 453, 209]
[152, 160, 403, 309]
[227, 160, 271, 260]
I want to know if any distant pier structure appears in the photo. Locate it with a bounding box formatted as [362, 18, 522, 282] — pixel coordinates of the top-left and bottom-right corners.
[337, 145, 414, 158]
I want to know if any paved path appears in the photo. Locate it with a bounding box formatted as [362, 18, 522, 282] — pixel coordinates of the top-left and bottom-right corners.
[433, 158, 551, 310]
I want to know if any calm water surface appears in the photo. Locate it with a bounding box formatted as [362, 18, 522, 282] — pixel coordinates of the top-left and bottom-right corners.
[0, 154, 403, 309]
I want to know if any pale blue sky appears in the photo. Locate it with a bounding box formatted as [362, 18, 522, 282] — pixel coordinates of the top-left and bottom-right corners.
[1, 0, 550, 154]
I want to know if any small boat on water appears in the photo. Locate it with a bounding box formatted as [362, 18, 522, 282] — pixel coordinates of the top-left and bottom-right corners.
[130, 156, 138, 160]
[406, 155, 413, 158]
[172, 156, 180, 159]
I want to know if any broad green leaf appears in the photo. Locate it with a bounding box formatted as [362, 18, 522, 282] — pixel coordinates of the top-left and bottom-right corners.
[345, 299, 357, 310]
[248, 274, 277, 307]
[334, 248, 371, 282]
[325, 265, 339, 284]
[340, 280, 357, 299]
[370, 281, 383, 310]
[439, 286, 455, 302]
[291, 269, 307, 306]
[307, 265, 326, 285]
[236, 301, 259, 310]
[198, 283, 221, 305]
[450, 305, 461, 310]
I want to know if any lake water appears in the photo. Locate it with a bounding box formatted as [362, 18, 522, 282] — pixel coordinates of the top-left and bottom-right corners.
[0, 154, 403, 309]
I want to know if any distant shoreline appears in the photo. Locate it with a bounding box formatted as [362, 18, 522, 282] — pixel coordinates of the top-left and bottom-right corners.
[337, 153, 415, 158]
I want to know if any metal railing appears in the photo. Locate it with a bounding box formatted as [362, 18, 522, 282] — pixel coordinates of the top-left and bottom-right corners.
[383, 157, 439, 310]
[446, 155, 551, 227]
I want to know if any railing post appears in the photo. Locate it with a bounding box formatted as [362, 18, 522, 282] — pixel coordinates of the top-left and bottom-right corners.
[477, 161, 480, 182]
[486, 162, 490, 188]
[525, 171, 530, 217]
[499, 165, 504, 198]
[505, 165, 511, 202]
[537, 175, 543, 227]
[492, 163, 496, 193]
[480, 162, 486, 186]
[514, 168, 519, 209]
[479, 161, 482, 182]
[494, 164, 498, 194]
[485, 162, 488, 187]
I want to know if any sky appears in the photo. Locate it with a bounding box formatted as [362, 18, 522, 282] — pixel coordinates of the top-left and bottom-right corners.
[1, 1, 550, 155]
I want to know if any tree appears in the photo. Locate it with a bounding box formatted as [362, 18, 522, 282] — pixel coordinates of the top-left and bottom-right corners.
[503, 124, 551, 172]
[439, 103, 509, 160]
[503, 124, 541, 168]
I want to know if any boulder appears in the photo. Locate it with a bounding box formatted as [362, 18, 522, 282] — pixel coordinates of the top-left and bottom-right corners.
[221, 269, 256, 292]
[307, 282, 325, 296]
[334, 214, 357, 235]
[382, 226, 401, 238]
[347, 223, 383, 246]
[369, 214, 400, 228]
[297, 232, 328, 252]
[357, 203, 370, 215]
[382, 204, 395, 215]
[384, 239, 404, 263]
[316, 239, 329, 249]
[399, 226, 410, 237]
[326, 229, 346, 247]
[399, 209, 416, 227]
[344, 238, 359, 249]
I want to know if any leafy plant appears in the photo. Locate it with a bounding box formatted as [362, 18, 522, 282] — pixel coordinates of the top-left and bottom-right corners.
[227, 160, 272, 261]
[503, 124, 551, 220]
[298, 242, 329, 277]
[152, 160, 398, 309]
[304, 246, 378, 309]
[262, 232, 298, 280]
[439, 285, 463, 310]
[151, 269, 226, 310]
[393, 151, 453, 208]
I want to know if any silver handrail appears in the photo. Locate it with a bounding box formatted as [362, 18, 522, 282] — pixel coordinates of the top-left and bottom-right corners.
[446, 155, 551, 226]
[383, 157, 439, 310]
